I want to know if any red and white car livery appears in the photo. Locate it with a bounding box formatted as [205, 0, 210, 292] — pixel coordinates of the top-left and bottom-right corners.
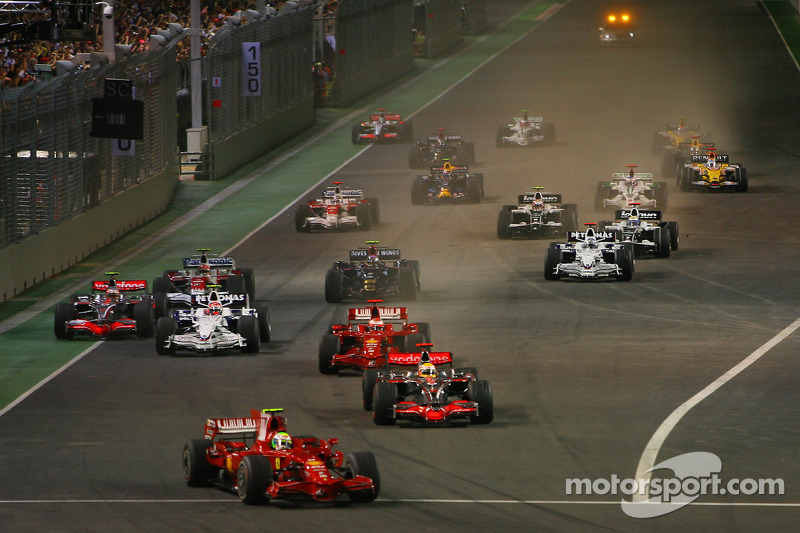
[54, 272, 154, 339]
[319, 300, 431, 374]
[295, 182, 380, 232]
[183, 408, 379, 505]
[351, 109, 413, 144]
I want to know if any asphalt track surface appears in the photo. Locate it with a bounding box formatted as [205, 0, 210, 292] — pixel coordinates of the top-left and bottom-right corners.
[2, 1, 800, 531]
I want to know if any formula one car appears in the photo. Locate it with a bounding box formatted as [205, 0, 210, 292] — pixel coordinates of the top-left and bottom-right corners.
[411, 161, 484, 204]
[496, 111, 555, 147]
[325, 242, 420, 302]
[408, 129, 475, 169]
[594, 166, 668, 211]
[182, 408, 379, 505]
[54, 272, 154, 339]
[295, 182, 379, 232]
[153, 249, 256, 313]
[544, 225, 634, 281]
[661, 136, 715, 179]
[497, 188, 579, 239]
[599, 12, 635, 45]
[368, 345, 493, 425]
[677, 150, 748, 192]
[351, 109, 412, 144]
[155, 290, 270, 355]
[319, 300, 431, 374]
[597, 206, 678, 258]
[651, 119, 708, 155]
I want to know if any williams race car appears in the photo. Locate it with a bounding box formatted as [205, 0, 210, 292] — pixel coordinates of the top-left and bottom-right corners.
[496, 111, 555, 147]
[411, 161, 484, 204]
[368, 346, 493, 425]
[325, 242, 420, 303]
[594, 166, 668, 210]
[155, 290, 270, 355]
[497, 188, 579, 239]
[599, 12, 636, 45]
[54, 272, 154, 339]
[319, 300, 431, 374]
[597, 206, 678, 258]
[295, 182, 380, 232]
[183, 408, 379, 505]
[351, 109, 412, 144]
[408, 129, 475, 169]
[544, 225, 635, 281]
[677, 150, 748, 192]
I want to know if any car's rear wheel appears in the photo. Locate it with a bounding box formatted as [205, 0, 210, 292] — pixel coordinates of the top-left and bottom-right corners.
[183, 439, 215, 487]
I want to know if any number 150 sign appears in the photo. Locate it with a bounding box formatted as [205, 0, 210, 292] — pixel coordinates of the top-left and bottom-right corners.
[242, 42, 261, 97]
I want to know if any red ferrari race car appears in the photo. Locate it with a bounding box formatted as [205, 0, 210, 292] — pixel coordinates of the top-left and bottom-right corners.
[54, 272, 154, 339]
[363, 345, 493, 425]
[182, 408, 380, 505]
[351, 109, 413, 144]
[319, 300, 431, 374]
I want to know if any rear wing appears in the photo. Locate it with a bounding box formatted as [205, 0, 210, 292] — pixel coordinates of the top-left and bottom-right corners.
[616, 209, 662, 221]
[369, 113, 401, 121]
[513, 116, 543, 123]
[348, 306, 408, 322]
[430, 164, 469, 173]
[204, 409, 287, 441]
[388, 352, 453, 365]
[666, 123, 701, 131]
[183, 256, 235, 269]
[567, 231, 616, 243]
[349, 248, 401, 261]
[519, 193, 561, 204]
[611, 172, 653, 180]
[425, 135, 462, 142]
[691, 154, 729, 164]
[92, 280, 148, 292]
[322, 189, 363, 199]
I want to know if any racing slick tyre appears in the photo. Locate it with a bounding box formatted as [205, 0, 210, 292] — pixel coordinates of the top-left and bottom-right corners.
[134, 301, 155, 338]
[411, 177, 427, 205]
[183, 439, 216, 487]
[399, 120, 413, 143]
[398, 268, 417, 301]
[155, 317, 177, 355]
[319, 334, 341, 374]
[470, 173, 485, 198]
[351, 123, 363, 144]
[152, 276, 170, 293]
[225, 275, 247, 302]
[407, 259, 421, 290]
[325, 268, 344, 303]
[362, 368, 379, 410]
[356, 203, 372, 230]
[542, 123, 556, 146]
[594, 183, 609, 211]
[665, 221, 679, 250]
[497, 209, 512, 239]
[408, 148, 424, 169]
[240, 268, 256, 301]
[561, 204, 579, 233]
[366, 197, 381, 224]
[736, 167, 748, 192]
[615, 246, 634, 281]
[466, 176, 482, 204]
[256, 306, 271, 343]
[153, 291, 169, 319]
[495, 126, 508, 147]
[502, 204, 516, 211]
[415, 322, 432, 343]
[679, 168, 691, 192]
[295, 203, 311, 232]
[372, 382, 397, 426]
[54, 302, 75, 339]
[597, 220, 612, 232]
[455, 367, 479, 379]
[345, 451, 380, 502]
[651, 132, 669, 156]
[239, 315, 261, 354]
[237, 455, 273, 505]
[653, 183, 669, 209]
[403, 332, 425, 352]
[654, 227, 671, 259]
[544, 248, 561, 280]
[468, 380, 494, 424]
[456, 142, 475, 164]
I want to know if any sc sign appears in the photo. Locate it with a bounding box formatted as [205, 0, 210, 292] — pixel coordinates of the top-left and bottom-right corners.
[242, 42, 261, 97]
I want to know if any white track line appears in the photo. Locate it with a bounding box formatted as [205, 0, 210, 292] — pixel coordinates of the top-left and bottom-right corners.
[631, 316, 800, 502]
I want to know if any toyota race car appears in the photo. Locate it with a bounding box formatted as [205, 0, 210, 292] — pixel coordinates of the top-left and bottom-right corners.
[183, 408, 379, 505]
[597, 206, 678, 258]
[54, 272, 154, 339]
[497, 188, 579, 239]
[496, 111, 555, 147]
[351, 109, 412, 144]
[367, 346, 493, 425]
[677, 150, 748, 192]
[325, 242, 420, 302]
[599, 12, 635, 45]
[408, 129, 475, 168]
[545, 225, 635, 281]
[319, 300, 431, 374]
[295, 182, 380, 232]
[594, 166, 668, 210]
[155, 290, 270, 355]
[411, 161, 484, 204]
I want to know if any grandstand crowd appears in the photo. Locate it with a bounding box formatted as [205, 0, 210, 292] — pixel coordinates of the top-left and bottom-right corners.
[0, 0, 334, 89]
